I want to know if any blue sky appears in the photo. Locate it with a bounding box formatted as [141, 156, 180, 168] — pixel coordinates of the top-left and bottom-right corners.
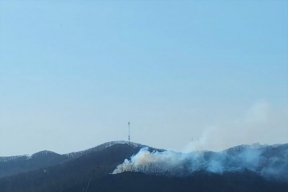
[0, 0, 287, 156]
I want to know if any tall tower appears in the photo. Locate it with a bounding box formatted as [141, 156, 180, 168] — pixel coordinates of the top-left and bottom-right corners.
[128, 122, 130, 142]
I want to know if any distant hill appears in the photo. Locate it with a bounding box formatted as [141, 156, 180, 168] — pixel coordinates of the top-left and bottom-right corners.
[0, 141, 149, 192]
[0, 151, 68, 178]
[64, 171, 288, 192]
[0, 141, 145, 178]
[0, 141, 287, 192]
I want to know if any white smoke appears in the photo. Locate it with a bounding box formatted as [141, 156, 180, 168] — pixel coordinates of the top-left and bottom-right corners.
[112, 144, 288, 180]
[112, 148, 185, 175]
[182, 101, 288, 152]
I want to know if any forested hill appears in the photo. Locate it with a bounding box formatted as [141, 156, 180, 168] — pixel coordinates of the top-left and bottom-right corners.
[0, 142, 148, 192]
[0, 141, 145, 178]
[0, 142, 287, 192]
[64, 171, 288, 192]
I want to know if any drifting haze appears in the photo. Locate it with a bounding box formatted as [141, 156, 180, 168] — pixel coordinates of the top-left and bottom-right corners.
[0, 1, 287, 155]
[113, 144, 288, 181]
[183, 100, 288, 152]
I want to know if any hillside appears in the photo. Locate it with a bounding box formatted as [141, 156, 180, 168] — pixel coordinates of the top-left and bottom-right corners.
[0, 151, 68, 178]
[0, 142, 287, 192]
[0, 141, 145, 178]
[64, 171, 288, 192]
[0, 142, 148, 192]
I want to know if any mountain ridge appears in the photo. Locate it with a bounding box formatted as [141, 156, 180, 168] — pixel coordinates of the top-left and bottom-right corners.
[1, 141, 285, 162]
[0, 142, 287, 192]
[0, 141, 146, 178]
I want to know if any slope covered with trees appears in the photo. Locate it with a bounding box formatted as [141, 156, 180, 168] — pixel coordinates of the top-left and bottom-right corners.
[65, 171, 288, 192]
[0, 143, 143, 192]
[0, 142, 287, 192]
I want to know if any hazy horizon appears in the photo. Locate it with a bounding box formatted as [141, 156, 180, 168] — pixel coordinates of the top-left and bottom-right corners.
[1, 1, 287, 156]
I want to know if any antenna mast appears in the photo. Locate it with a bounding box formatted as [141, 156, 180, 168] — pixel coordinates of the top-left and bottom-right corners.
[128, 122, 130, 142]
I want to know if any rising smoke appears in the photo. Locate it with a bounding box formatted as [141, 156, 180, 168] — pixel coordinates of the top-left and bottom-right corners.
[112, 144, 288, 181]
[182, 101, 288, 152]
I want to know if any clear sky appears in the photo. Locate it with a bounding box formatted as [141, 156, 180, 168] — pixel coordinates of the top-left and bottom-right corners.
[0, 0, 288, 156]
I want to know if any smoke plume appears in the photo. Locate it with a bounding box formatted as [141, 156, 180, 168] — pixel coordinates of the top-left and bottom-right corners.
[112, 144, 288, 181]
[182, 101, 288, 152]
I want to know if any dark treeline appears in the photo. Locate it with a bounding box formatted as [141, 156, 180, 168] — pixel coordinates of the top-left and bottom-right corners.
[0, 144, 141, 192]
[65, 171, 288, 192]
[0, 143, 287, 192]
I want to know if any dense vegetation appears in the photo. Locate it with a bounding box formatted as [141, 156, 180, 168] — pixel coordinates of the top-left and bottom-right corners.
[66, 171, 288, 192]
[0, 151, 68, 178]
[0, 142, 287, 192]
[0, 144, 142, 192]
